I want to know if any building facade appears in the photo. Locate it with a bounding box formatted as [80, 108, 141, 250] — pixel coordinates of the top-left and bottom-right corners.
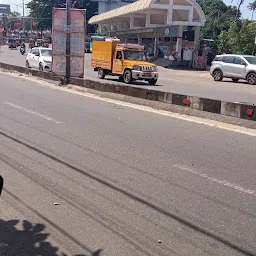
[89, 0, 206, 68]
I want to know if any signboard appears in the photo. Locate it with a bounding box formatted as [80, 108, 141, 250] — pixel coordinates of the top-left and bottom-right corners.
[0, 4, 10, 14]
[52, 8, 85, 77]
[109, 26, 179, 38]
[14, 22, 22, 27]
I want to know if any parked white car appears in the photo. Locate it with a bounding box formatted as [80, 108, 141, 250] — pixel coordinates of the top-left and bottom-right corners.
[26, 47, 52, 71]
[210, 54, 256, 85]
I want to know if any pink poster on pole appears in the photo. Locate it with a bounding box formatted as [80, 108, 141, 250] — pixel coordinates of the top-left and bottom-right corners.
[52, 8, 85, 77]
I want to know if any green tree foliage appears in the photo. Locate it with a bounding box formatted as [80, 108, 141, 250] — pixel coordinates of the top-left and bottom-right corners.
[27, 0, 65, 30]
[73, 0, 98, 33]
[248, 0, 256, 20]
[199, 0, 238, 40]
[198, 0, 256, 55]
[6, 12, 21, 30]
[217, 20, 256, 54]
[27, 0, 97, 33]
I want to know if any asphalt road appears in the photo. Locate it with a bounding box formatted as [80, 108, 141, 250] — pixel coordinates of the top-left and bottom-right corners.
[1, 44, 256, 104]
[1, 72, 256, 256]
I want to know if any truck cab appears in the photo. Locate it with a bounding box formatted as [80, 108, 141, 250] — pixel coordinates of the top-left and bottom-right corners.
[92, 41, 158, 85]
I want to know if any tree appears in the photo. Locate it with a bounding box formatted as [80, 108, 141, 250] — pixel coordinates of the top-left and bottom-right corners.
[199, 0, 238, 40]
[6, 12, 21, 31]
[73, 0, 98, 34]
[217, 20, 256, 54]
[237, 0, 244, 18]
[248, 0, 256, 20]
[27, 0, 98, 33]
[27, 0, 65, 30]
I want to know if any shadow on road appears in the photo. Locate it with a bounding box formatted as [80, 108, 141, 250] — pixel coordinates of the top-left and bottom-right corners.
[104, 77, 162, 87]
[0, 219, 59, 255]
[0, 218, 102, 256]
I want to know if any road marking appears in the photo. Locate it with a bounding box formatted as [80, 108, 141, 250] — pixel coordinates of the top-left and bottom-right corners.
[2, 71, 256, 137]
[173, 164, 256, 197]
[3, 101, 62, 124]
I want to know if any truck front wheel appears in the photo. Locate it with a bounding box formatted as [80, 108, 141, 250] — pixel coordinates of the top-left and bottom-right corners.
[98, 68, 106, 79]
[148, 79, 157, 85]
[123, 70, 133, 84]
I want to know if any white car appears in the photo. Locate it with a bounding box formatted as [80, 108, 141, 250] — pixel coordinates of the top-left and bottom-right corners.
[210, 54, 256, 85]
[26, 47, 52, 71]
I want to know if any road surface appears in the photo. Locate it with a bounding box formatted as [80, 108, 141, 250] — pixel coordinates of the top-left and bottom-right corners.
[0, 72, 256, 256]
[1, 45, 256, 104]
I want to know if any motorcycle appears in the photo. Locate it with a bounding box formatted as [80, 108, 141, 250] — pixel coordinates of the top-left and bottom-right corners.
[20, 46, 25, 55]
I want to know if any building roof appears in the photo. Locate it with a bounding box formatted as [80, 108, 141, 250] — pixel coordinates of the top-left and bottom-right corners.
[89, 0, 206, 25]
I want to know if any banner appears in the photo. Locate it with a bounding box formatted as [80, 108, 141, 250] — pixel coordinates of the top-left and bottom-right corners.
[52, 8, 85, 77]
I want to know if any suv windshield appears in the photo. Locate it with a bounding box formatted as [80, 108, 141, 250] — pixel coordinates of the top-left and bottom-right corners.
[41, 49, 52, 57]
[123, 51, 145, 61]
[244, 56, 256, 64]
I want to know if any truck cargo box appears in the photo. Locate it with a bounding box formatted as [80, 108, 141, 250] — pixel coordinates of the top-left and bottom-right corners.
[91, 41, 119, 70]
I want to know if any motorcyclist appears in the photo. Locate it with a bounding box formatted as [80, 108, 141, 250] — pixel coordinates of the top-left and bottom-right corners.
[20, 42, 26, 55]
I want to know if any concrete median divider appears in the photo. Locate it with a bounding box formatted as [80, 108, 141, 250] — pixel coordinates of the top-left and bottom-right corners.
[70, 77, 256, 123]
[1, 61, 256, 127]
[0, 62, 62, 82]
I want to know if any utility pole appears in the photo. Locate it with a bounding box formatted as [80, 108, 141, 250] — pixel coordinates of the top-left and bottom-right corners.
[30, 17, 32, 37]
[66, 0, 71, 83]
[22, 0, 25, 31]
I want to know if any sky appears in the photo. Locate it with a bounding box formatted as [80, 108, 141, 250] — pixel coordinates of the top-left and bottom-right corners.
[224, 0, 252, 19]
[0, 0, 254, 19]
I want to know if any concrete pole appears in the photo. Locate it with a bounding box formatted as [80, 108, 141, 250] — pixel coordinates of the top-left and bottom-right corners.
[22, 0, 25, 30]
[167, 0, 173, 25]
[194, 26, 200, 51]
[176, 25, 183, 61]
[66, 0, 71, 83]
[154, 37, 157, 56]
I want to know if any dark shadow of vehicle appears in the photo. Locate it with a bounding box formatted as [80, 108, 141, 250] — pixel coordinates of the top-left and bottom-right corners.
[220, 79, 248, 85]
[104, 77, 161, 87]
[0, 218, 102, 256]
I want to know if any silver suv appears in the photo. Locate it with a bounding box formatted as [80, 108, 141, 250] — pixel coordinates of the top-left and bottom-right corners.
[210, 54, 256, 85]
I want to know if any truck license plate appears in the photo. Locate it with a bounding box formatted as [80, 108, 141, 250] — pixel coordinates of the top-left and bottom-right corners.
[143, 72, 151, 76]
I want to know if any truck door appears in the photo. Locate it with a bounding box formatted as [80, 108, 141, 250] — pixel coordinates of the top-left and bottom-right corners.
[112, 51, 123, 74]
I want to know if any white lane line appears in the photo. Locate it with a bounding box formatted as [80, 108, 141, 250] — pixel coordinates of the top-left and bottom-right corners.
[3, 101, 62, 124]
[173, 164, 256, 198]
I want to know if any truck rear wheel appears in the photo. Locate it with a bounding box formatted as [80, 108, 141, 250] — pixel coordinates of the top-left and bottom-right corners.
[123, 70, 132, 84]
[98, 68, 106, 79]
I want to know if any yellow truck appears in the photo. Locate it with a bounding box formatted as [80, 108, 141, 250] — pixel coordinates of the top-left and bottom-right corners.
[92, 41, 158, 85]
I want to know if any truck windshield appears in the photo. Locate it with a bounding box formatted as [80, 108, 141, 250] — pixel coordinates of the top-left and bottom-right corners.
[124, 51, 145, 61]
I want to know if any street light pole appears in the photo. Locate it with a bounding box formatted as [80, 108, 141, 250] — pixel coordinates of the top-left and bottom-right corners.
[22, 0, 25, 29]
[66, 0, 71, 83]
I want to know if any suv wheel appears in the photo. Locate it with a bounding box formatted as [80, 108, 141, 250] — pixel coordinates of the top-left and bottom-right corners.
[247, 72, 256, 85]
[26, 60, 30, 68]
[39, 63, 43, 71]
[148, 79, 157, 85]
[213, 70, 223, 81]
